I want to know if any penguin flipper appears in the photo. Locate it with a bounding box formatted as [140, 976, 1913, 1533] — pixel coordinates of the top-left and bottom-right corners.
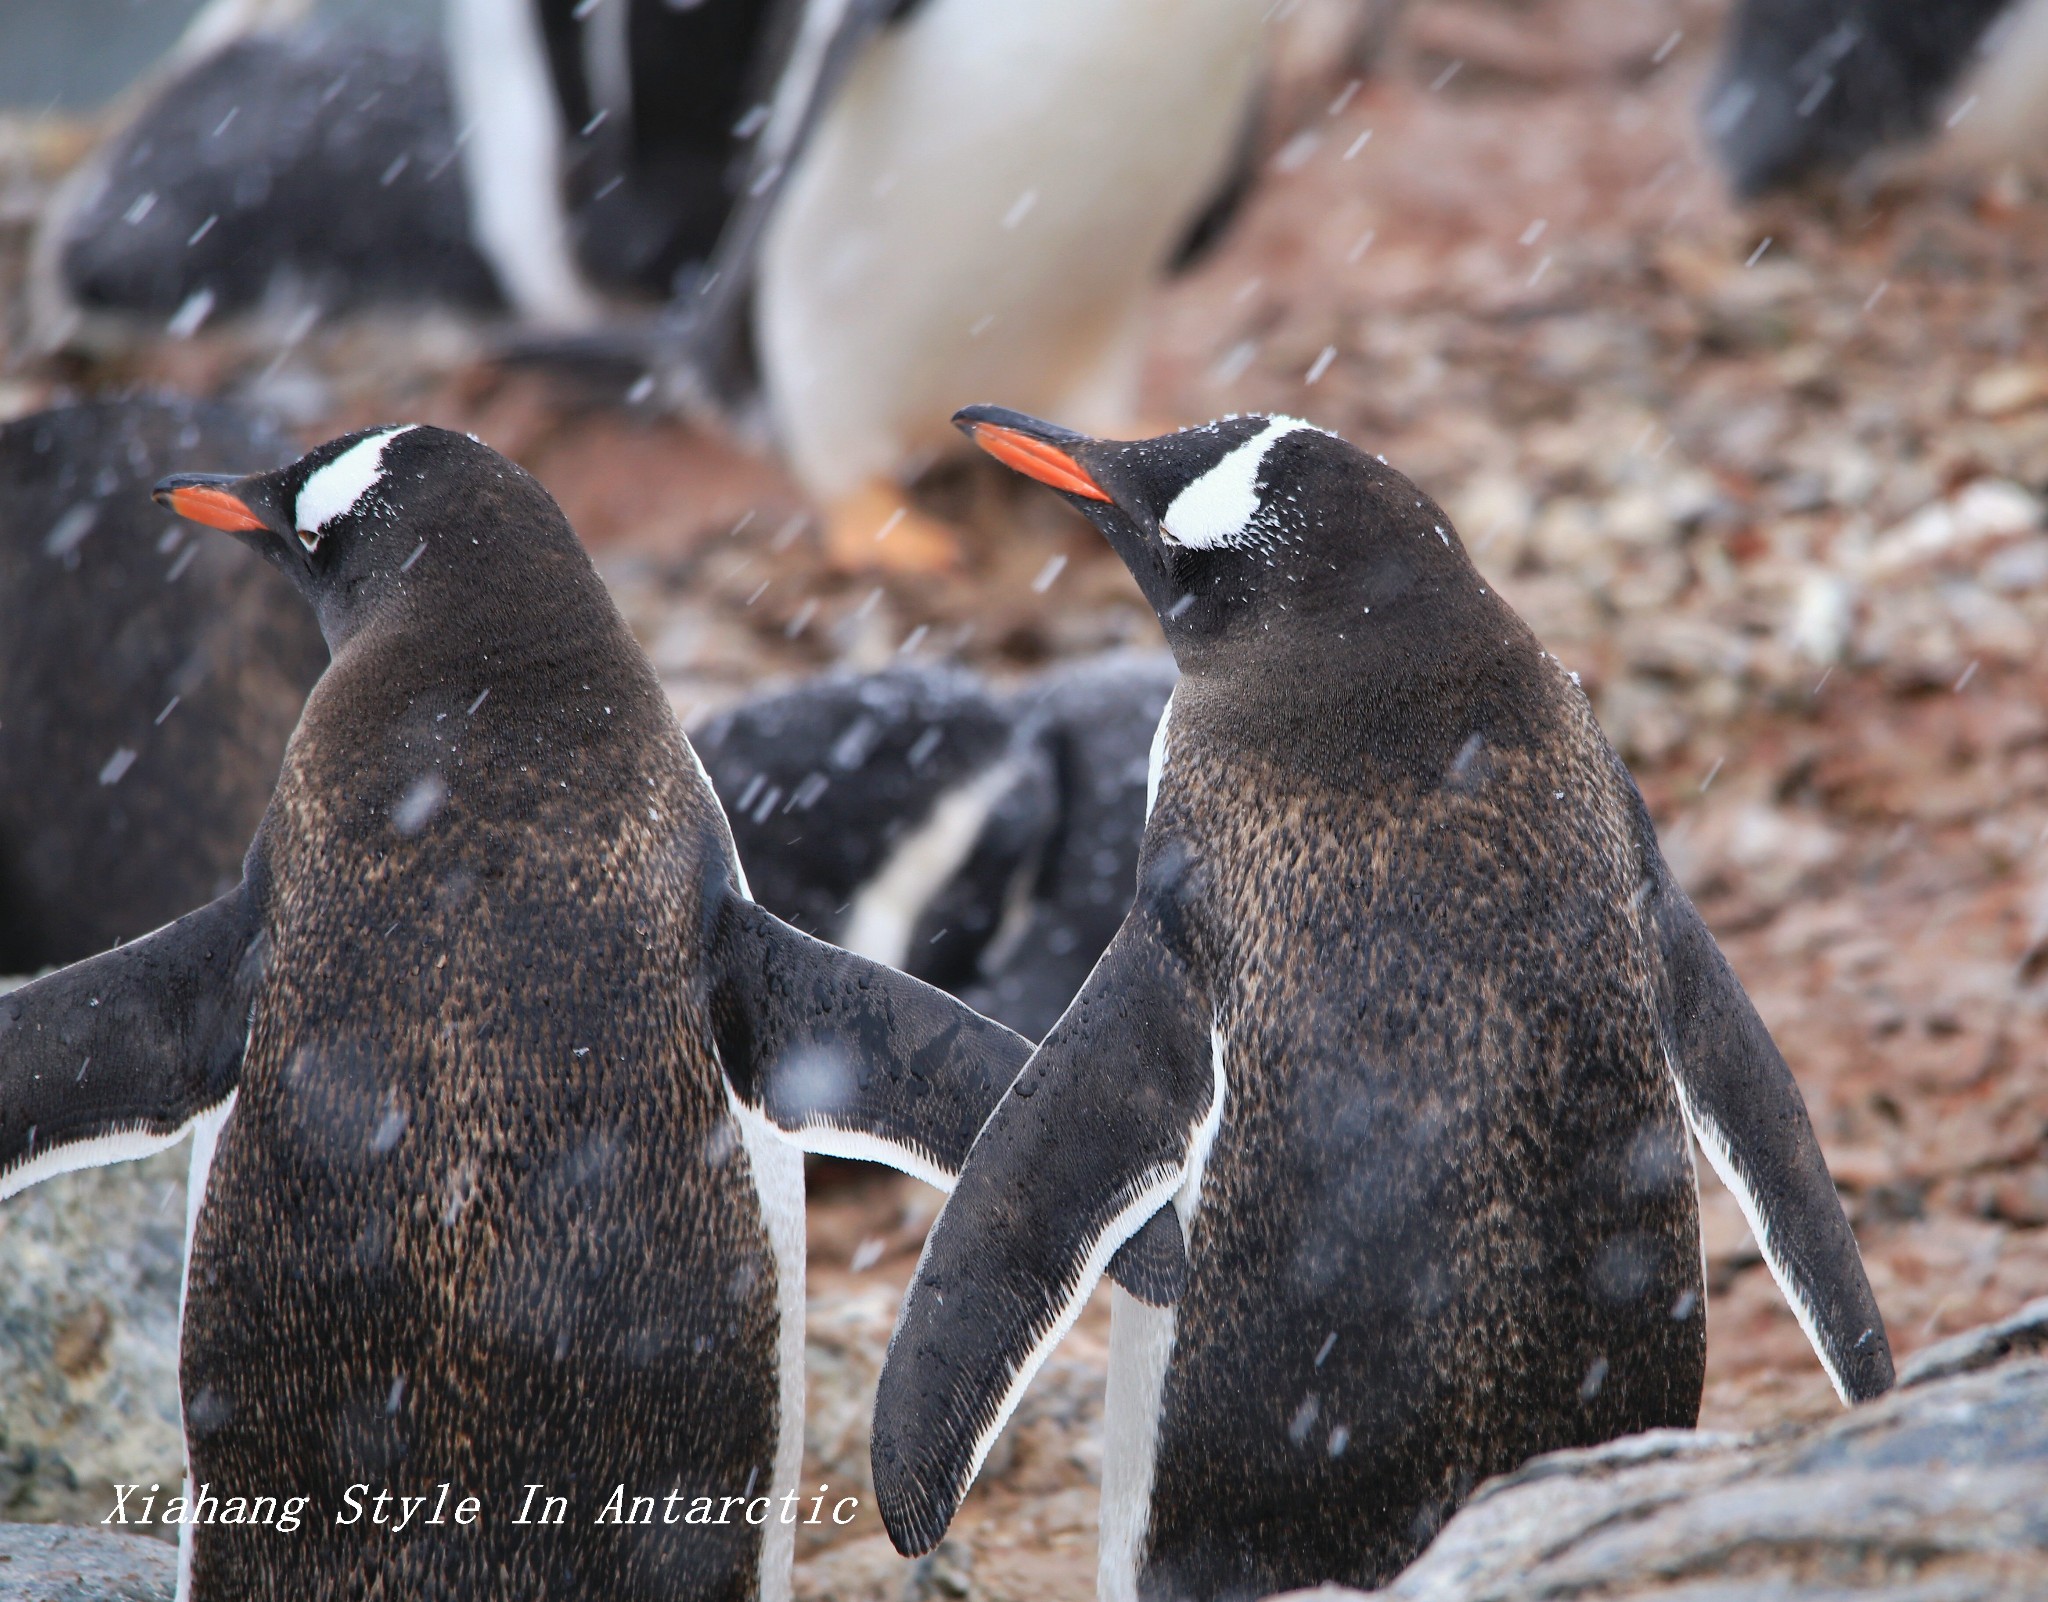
[0, 885, 261, 1201]
[1646, 852, 1894, 1403]
[708, 894, 1184, 1302]
[869, 914, 1214, 1556]
[1104, 1204, 1188, 1306]
[708, 893, 1036, 1188]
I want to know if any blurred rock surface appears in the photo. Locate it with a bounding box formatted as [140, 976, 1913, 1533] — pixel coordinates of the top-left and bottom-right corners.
[0, 1149, 185, 1534]
[8, 1295, 2045, 1600]
[0, 1523, 172, 1601]
[1265, 1300, 2048, 1602]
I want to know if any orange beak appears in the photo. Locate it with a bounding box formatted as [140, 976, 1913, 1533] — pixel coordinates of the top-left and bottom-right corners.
[152, 478, 266, 533]
[962, 422, 1111, 502]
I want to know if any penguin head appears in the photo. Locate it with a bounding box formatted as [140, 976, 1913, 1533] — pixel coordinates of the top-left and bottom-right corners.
[153, 424, 580, 649]
[957, 406, 1480, 675]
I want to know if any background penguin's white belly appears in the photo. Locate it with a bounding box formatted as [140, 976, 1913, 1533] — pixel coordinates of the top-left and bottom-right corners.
[1941, 0, 2048, 166]
[757, 0, 1265, 501]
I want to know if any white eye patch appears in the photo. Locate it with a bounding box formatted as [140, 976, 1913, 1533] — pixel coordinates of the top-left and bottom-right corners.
[1159, 416, 1315, 549]
[293, 425, 416, 550]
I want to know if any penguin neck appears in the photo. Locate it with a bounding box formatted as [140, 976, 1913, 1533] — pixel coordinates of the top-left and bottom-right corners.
[1171, 586, 1557, 791]
[317, 556, 669, 748]
[317, 524, 622, 664]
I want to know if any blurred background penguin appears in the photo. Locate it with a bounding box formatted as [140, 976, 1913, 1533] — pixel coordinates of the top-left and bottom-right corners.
[29, 0, 1300, 567]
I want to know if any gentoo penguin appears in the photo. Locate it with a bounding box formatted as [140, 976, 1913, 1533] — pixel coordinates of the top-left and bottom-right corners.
[0, 396, 325, 972]
[37, 22, 496, 341]
[449, 0, 783, 323]
[693, 652, 1175, 1040]
[493, 0, 1264, 553]
[0, 422, 1174, 1599]
[870, 408, 1895, 1599]
[692, 664, 1059, 996]
[964, 651, 1177, 1041]
[1706, 0, 2048, 195]
[41, 0, 773, 339]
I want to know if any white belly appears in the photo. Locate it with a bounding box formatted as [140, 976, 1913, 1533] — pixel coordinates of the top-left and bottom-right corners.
[1940, 0, 2048, 165]
[724, 1091, 809, 1602]
[757, 0, 1265, 500]
[1098, 1022, 1229, 1601]
[175, 1090, 239, 1602]
[1100, 1289, 1177, 1602]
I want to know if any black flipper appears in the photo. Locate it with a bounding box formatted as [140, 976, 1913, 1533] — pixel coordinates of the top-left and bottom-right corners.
[708, 889, 1032, 1187]
[708, 889, 1196, 1302]
[0, 885, 263, 1200]
[705, 888, 1188, 1302]
[869, 914, 1215, 1556]
[1643, 842, 1894, 1403]
[1105, 1204, 1188, 1307]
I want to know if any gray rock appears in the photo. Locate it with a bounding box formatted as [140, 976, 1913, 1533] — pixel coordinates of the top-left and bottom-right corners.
[901, 1537, 973, 1601]
[1268, 1343, 2048, 1602]
[805, 1291, 898, 1499]
[0, 1523, 173, 1601]
[0, 1146, 187, 1534]
[1898, 1295, 2048, 1387]
[800, 1289, 1105, 1499]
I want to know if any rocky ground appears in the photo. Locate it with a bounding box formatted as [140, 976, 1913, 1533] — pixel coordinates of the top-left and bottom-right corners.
[1299, 1298, 2048, 1602]
[2, 0, 2047, 1596]
[10, 1298, 2048, 1602]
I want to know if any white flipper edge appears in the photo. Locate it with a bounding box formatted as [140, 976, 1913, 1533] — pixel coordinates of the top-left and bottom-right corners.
[1667, 1058, 1848, 1403]
[0, 1122, 195, 1204]
[780, 1122, 954, 1194]
[950, 1168, 1184, 1502]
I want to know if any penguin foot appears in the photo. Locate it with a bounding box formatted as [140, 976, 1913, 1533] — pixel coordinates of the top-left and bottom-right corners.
[822, 481, 962, 574]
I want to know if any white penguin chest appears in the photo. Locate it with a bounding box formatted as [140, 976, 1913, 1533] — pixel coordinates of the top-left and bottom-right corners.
[757, 0, 1266, 494]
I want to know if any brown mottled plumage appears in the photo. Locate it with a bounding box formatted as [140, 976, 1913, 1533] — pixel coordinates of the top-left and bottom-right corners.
[873, 409, 1891, 1602]
[2, 424, 1047, 1600]
[181, 451, 777, 1594]
[1132, 672, 1702, 1590]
